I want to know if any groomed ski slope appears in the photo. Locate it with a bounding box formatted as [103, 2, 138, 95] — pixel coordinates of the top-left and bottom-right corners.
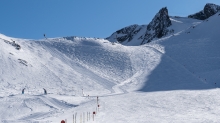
[0, 12, 220, 123]
[0, 32, 162, 122]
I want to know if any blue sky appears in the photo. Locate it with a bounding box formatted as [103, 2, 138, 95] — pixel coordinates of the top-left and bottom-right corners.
[0, 0, 220, 39]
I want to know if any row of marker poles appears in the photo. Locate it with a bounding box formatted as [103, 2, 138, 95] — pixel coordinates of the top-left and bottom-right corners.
[73, 112, 94, 123]
[97, 96, 100, 112]
[71, 96, 100, 123]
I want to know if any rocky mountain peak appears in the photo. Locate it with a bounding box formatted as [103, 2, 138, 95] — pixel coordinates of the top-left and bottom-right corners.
[188, 3, 220, 20]
[142, 7, 172, 44]
[147, 7, 171, 31]
[106, 7, 173, 45]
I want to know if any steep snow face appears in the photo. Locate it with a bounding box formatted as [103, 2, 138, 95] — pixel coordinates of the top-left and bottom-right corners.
[139, 11, 220, 92]
[168, 17, 202, 33]
[188, 3, 220, 20]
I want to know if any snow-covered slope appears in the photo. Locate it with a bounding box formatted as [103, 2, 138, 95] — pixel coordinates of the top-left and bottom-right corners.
[0, 35, 151, 96]
[0, 6, 220, 123]
[140, 11, 220, 91]
[0, 33, 164, 122]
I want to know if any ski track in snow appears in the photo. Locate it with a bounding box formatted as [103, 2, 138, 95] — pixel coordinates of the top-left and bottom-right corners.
[0, 12, 220, 122]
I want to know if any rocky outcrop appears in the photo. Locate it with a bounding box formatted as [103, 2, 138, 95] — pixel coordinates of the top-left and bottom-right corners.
[142, 7, 172, 44]
[188, 3, 220, 20]
[107, 7, 173, 45]
[115, 24, 139, 43]
[106, 24, 143, 43]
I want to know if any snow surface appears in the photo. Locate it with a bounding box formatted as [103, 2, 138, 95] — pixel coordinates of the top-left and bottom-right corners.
[0, 12, 220, 123]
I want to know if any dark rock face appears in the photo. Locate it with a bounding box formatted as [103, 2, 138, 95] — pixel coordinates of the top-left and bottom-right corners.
[106, 23, 144, 44]
[107, 7, 172, 45]
[115, 24, 139, 43]
[142, 7, 172, 44]
[188, 3, 220, 20]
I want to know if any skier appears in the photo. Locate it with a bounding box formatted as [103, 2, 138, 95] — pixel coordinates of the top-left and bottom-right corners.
[43, 34, 47, 39]
[22, 88, 25, 94]
[43, 88, 47, 95]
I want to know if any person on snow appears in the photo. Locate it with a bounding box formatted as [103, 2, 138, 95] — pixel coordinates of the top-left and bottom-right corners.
[43, 88, 47, 95]
[22, 88, 25, 94]
[43, 34, 47, 39]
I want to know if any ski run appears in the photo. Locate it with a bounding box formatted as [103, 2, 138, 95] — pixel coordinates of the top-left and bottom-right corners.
[0, 10, 220, 123]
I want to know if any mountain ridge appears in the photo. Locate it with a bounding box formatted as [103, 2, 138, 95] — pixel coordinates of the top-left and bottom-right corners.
[107, 7, 173, 45]
[107, 3, 219, 46]
[188, 3, 220, 20]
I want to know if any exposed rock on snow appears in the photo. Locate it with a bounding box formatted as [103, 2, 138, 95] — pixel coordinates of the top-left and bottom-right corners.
[107, 7, 173, 45]
[142, 7, 172, 44]
[18, 59, 28, 66]
[107, 24, 142, 43]
[188, 3, 220, 20]
[108, 3, 220, 45]
[2, 38, 21, 50]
